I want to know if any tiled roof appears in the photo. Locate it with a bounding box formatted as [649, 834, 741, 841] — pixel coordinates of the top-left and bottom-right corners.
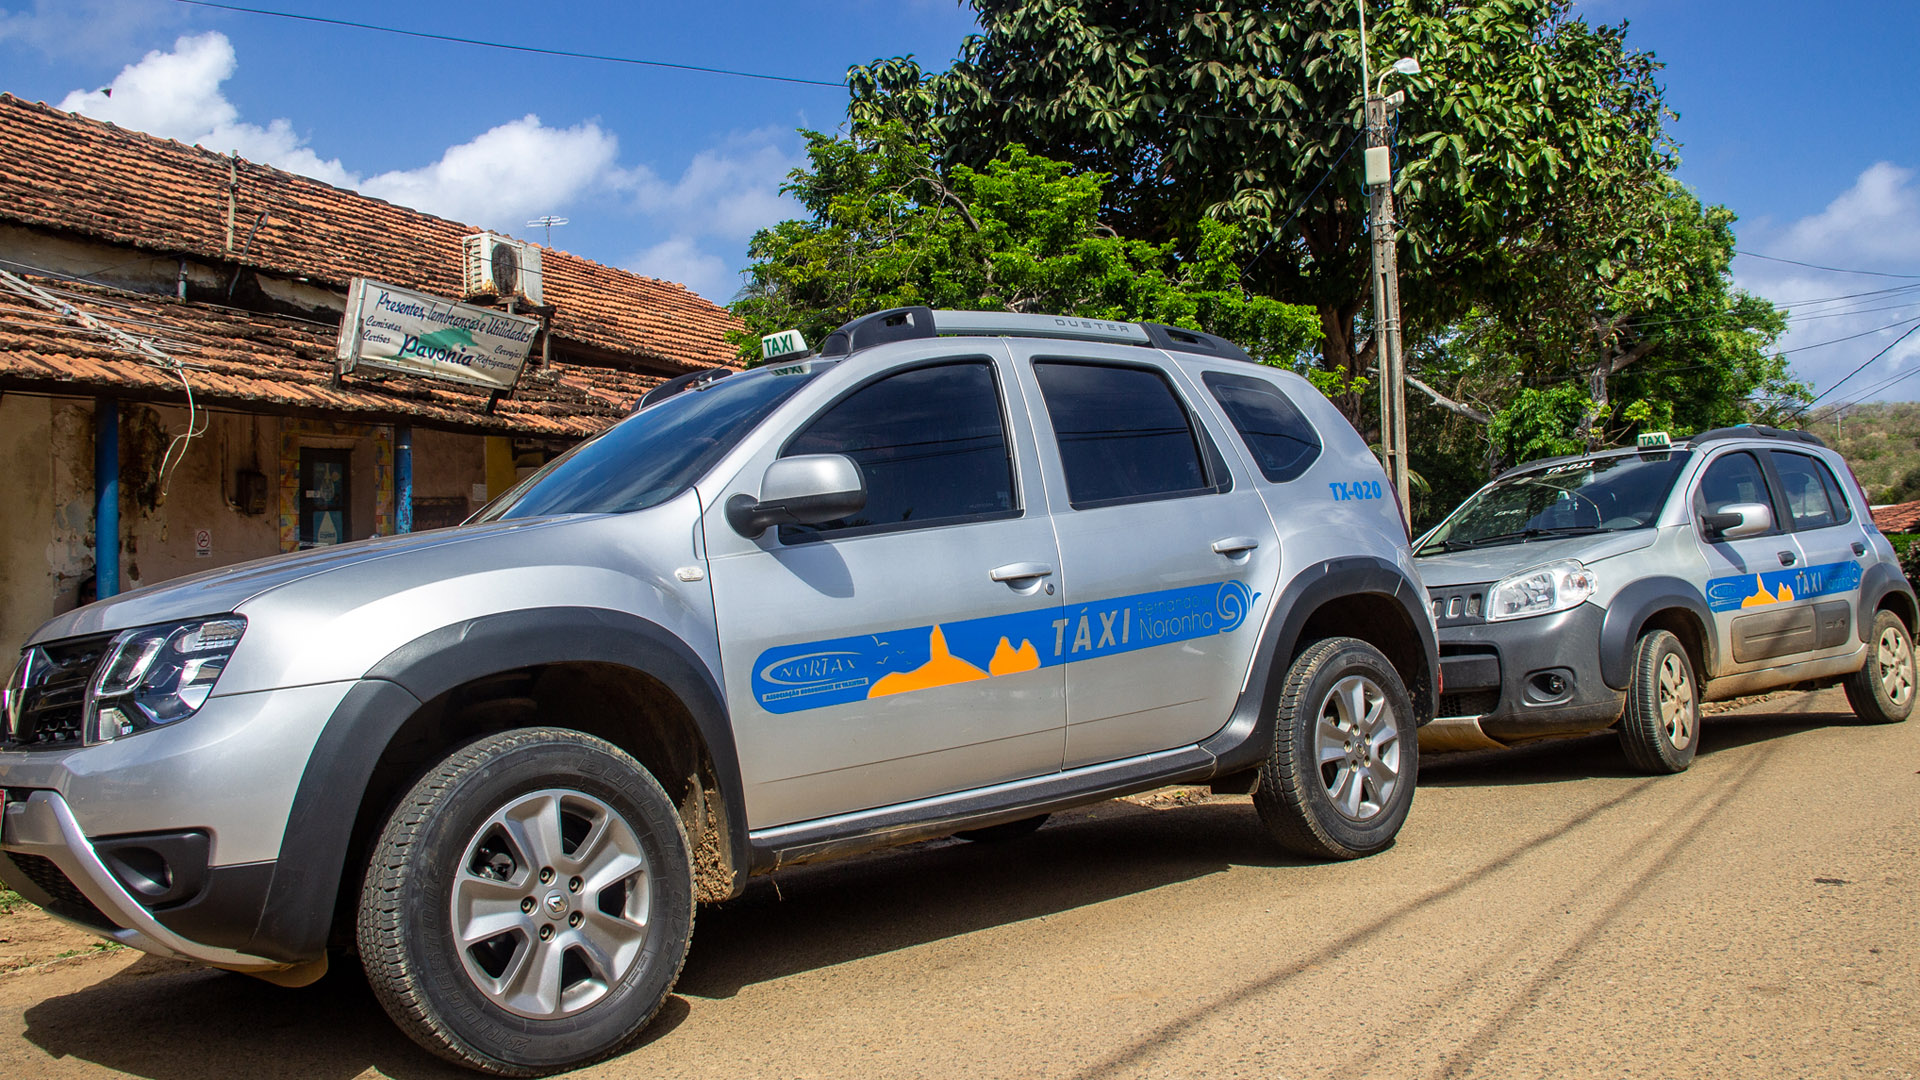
[1872, 500, 1920, 534]
[0, 274, 659, 438]
[0, 93, 739, 372]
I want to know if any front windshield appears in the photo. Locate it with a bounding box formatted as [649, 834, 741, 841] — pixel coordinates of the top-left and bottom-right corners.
[475, 359, 830, 521]
[1418, 450, 1693, 555]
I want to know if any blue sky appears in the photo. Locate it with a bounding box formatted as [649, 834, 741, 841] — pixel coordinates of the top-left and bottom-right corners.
[2, 0, 1916, 406]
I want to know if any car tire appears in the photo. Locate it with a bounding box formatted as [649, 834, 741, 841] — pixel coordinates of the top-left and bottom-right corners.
[1844, 610, 1916, 724]
[1618, 630, 1699, 774]
[358, 728, 694, 1077]
[954, 814, 1050, 843]
[1253, 636, 1417, 860]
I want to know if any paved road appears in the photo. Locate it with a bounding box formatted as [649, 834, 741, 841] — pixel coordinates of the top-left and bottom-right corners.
[1, 688, 1914, 1079]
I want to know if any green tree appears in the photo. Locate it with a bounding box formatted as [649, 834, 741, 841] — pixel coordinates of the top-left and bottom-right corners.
[847, 0, 1668, 415]
[731, 123, 1321, 366]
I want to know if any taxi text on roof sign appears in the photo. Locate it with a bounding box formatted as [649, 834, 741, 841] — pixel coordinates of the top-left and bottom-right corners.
[1637, 431, 1671, 448]
[761, 329, 808, 360]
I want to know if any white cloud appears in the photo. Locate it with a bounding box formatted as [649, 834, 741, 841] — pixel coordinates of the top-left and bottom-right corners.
[1735, 162, 1920, 405]
[0, 0, 179, 62]
[627, 237, 739, 304]
[360, 116, 620, 231]
[58, 31, 354, 187]
[624, 129, 802, 241]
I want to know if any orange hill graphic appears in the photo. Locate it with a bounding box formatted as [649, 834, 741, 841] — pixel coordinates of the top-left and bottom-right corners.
[1741, 575, 1794, 608]
[868, 626, 1039, 698]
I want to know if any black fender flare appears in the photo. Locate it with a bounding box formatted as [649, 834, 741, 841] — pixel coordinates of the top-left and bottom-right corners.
[1857, 560, 1918, 639]
[1598, 577, 1717, 690]
[244, 607, 743, 963]
[1202, 556, 1439, 777]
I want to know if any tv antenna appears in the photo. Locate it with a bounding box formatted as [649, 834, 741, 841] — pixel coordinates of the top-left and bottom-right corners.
[526, 215, 570, 248]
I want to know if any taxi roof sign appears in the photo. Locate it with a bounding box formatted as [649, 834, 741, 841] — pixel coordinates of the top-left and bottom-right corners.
[761, 328, 809, 361]
[1637, 431, 1671, 448]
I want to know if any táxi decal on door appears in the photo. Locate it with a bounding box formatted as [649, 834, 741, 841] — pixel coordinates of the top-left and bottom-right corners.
[752, 581, 1259, 714]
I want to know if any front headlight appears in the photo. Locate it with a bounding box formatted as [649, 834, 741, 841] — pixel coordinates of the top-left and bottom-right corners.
[89, 617, 246, 740]
[1485, 560, 1596, 622]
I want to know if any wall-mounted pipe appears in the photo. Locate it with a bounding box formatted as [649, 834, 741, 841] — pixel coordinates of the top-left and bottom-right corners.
[94, 398, 120, 600]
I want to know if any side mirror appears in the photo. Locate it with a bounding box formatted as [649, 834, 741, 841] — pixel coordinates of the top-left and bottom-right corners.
[726, 454, 866, 539]
[1702, 501, 1772, 540]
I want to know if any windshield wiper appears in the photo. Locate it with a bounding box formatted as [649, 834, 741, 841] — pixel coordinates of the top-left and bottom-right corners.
[1459, 525, 1608, 548]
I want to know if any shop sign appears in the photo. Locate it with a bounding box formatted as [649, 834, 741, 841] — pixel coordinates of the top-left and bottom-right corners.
[335, 278, 540, 392]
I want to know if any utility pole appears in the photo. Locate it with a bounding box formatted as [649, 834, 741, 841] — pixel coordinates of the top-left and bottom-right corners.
[1358, 3, 1417, 530]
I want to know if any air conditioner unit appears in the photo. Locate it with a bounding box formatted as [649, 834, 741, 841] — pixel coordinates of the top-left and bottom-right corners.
[461, 232, 544, 304]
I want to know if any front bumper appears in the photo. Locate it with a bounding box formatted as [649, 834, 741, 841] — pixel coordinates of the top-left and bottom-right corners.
[0, 680, 352, 973]
[0, 789, 289, 971]
[1430, 601, 1624, 748]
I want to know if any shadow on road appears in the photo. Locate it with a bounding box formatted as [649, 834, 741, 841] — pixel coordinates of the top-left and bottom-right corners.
[1418, 701, 1858, 788]
[19, 798, 1293, 1077]
[678, 797, 1292, 998]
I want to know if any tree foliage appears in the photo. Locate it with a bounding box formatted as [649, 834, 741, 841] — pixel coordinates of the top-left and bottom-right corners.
[847, 0, 1670, 407]
[731, 123, 1321, 366]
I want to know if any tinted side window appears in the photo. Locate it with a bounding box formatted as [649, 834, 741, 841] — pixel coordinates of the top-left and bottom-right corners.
[1201, 371, 1322, 482]
[1695, 451, 1774, 528]
[1033, 361, 1210, 509]
[1769, 451, 1848, 529]
[782, 361, 1016, 538]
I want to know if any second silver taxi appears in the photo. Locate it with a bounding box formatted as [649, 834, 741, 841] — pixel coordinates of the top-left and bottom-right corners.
[1414, 426, 1915, 772]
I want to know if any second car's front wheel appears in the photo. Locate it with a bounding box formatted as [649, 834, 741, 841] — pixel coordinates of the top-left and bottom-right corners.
[358, 728, 695, 1076]
[1253, 636, 1417, 860]
[1618, 629, 1699, 774]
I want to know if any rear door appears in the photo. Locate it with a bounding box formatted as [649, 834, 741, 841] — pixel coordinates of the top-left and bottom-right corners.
[1009, 345, 1280, 768]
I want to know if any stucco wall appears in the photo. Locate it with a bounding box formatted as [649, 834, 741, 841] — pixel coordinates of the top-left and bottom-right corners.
[0, 395, 56, 657]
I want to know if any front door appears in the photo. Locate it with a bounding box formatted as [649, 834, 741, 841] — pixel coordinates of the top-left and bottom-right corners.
[1695, 449, 1816, 669]
[1014, 350, 1280, 768]
[705, 354, 1067, 829]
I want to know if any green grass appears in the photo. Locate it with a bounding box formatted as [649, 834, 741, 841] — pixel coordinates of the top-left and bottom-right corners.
[0, 887, 22, 916]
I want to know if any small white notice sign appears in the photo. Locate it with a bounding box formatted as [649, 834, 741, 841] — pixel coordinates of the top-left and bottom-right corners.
[194, 528, 213, 558]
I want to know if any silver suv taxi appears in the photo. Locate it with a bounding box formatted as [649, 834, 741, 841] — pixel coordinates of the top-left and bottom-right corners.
[1, 308, 1437, 1075]
[1415, 426, 1914, 773]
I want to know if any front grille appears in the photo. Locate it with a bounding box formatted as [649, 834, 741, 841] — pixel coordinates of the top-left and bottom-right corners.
[1439, 690, 1500, 719]
[1, 852, 120, 930]
[5, 634, 113, 750]
[1429, 585, 1491, 628]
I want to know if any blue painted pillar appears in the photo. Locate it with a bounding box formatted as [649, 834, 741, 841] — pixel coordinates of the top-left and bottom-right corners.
[94, 397, 120, 599]
[395, 424, 414, 534]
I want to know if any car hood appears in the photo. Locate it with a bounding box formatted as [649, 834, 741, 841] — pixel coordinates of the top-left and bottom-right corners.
[1414, 529, 1659, 588]
[27, 517, 580, 644]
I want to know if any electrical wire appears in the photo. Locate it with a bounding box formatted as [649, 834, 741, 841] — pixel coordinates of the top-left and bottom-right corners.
[1775, 316, 1920, 357]
[1792, 320, 1920, 417]
[1734, 249, 1920, 280]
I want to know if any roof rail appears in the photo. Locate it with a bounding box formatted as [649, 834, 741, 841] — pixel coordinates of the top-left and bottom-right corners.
[816, 306, 1255, 363]
[1686, 424, 1827, 448]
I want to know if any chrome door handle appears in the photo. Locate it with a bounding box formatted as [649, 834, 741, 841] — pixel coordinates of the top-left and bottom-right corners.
[1777, 551, 1796, 566]
[1212, 536, 1260, 556]
[989, 562, 1054, 583]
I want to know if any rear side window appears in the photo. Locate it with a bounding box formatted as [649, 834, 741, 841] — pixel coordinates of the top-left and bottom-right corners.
[1033, 361, 1217, 509]
[782, 360, 1016, 538]
[1769, 451, 1850, 529]
[1201, 371, 1322, 482]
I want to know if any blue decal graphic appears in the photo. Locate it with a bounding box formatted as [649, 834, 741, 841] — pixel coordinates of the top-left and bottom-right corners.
[752, 581, 1260, 714]
[1705, 560, 1861, 613]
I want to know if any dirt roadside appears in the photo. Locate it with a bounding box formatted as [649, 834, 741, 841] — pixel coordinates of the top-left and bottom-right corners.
[0, 686, 1912, 1080]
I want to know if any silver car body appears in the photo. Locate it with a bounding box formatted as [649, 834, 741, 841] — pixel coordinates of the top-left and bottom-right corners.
[1416, 429, 1915, 750]
[1, 310, 1436, 977]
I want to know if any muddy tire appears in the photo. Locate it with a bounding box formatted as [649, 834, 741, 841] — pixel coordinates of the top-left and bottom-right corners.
[1253, 637, 1416, 860]
[1845, 610, 1915, 724]
[955, 814, 1049, 842]
[358, 728, 694, 1076]
[1618, 630, 1699, 774]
